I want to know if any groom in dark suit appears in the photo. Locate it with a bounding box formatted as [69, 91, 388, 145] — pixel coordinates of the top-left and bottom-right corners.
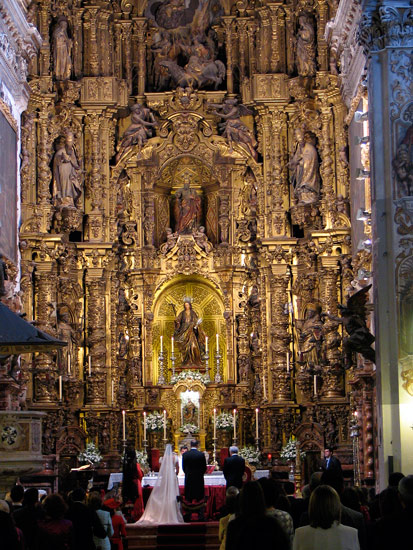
[182, 440, 207, 521]
[223, 446, 245, 489]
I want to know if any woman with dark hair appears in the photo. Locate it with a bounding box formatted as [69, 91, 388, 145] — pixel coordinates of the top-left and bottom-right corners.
[88, 492, 113, 550]
[225, 481, 289, 550]
[258, 478, 294, 548]
[293, 485, 359, 550]
[36, 494, 74, 550]
[122, 446, 144, 521]
[0, 499, 21, 550]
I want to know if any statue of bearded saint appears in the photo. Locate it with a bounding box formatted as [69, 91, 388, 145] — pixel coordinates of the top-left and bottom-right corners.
[174, 299, 206, 369]
[174, 176, 201, 234]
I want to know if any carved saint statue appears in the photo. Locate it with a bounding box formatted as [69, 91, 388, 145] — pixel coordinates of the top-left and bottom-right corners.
[174, 298, 206, 369]
[53, 19, 72, 81]
[296, 303, 324, 365]
[174, 177, 201, 234]
[289, 128, 320, 205]
[116, 103, 157, 163]
[296, 14, 316, 77]
[52, 132, 82, 207]
[209, 99, 258, 160]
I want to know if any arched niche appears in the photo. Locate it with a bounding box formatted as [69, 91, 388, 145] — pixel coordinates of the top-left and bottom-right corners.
[152, 275, 226, 383]
[153, 155, 220, 247]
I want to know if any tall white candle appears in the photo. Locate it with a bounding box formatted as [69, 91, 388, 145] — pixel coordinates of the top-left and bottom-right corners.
[314, 375, 317, 396]
[67, 353, 71, 375]
[255, 408, 259, 439]
[160, 335, 163, 353]
[59, 375, 63, 400]
[111, 380, 114, 404]
[263, 373, 267, 400]
[205, 335, 208, 349]
[143, 411, 147, 441]
[163, 410, 167, 440]
[213, 408, 216, 439]
[122, 410, 126, 440]
[216, 333, 219, 350]
[286, 352, 290, 373]
[233, 409, 237, 440]
[88, 355, 91, 377]
[171, 336, 174, 353]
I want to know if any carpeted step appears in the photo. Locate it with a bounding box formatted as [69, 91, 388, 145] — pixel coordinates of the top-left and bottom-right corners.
[126, 521, 220, 550]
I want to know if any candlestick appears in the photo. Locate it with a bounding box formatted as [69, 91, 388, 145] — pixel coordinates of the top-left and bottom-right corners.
[213, 408, 216, 439]
[59, 375, 63, 401]
[313, 375, 317, 396]
[122, 410, 126, 440]
[233, 409, 237, 442]
[88, 355, 91, 377]
[143, 411, 147, 441]
[255, 408, 259, 439]
[160, 335, 163, 353]
[163, 410, 167, 440]
[286, 352, 290, 373]
[171, 336, 174, 353]
[67, 353, 71, 375]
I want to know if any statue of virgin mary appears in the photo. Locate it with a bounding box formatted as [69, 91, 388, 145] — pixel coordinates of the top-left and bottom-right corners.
[174, 298, 206, 369]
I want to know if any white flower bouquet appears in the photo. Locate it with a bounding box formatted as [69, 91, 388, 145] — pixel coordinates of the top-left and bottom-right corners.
[216, 412, 234, 431]
[78, 442, 102, 465]
[239, 446, 261, 464]
[145, 411, 164, 432]
[135, 450, 149, 467]
[170, 370, 210, 385]
[280, 438, 306, 461]
[180, 423, 199, 434]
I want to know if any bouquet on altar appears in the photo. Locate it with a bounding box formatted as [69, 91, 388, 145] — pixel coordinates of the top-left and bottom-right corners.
[135, 450, 149, 467]
[239, 446, 261, 465]
[180, 423, 199, 434]
[78, 442, 102, 465]
[145, 411, 164, 432]
[280, 437, 306, 462]
[170, 370, 210, 385]
[216, 412, 234, 431]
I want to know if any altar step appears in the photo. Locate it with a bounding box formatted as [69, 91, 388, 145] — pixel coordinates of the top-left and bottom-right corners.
[126, 522, 220, 550]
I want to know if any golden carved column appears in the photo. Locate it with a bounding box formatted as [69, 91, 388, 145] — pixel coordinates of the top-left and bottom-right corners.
[134, 18, 147, 96]
[316, 0, 329, 72]
[269, 108, 288, 236]
[270, 267, 291, 401]
[320, 257, 343, 397]
[122, 21, 133, 94]
[85, 112, 104, 241]
[285, 7, 294, 75]
[73, 7, 84, 79]
[34, 262, 57, 403]
[85, 272, 107, 405]
[84, 7, 100, 76]
[317, 98, 336, 227]
[222, 16, 235, 95]
[247, 20, 257, 75]
[38, 0, 51, 76]
[268, 5, 280, 73]
[114, 22, 122, 79]
[258, 9, 270, 74]
[237, 19, 248, 83]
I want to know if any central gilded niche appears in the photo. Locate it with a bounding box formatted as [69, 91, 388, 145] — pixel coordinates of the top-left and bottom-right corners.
[152, 277, 226, 382]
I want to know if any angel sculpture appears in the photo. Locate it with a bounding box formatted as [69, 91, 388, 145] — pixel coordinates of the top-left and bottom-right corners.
[208, 98, 258, 160]
[324, 284, 375, 365]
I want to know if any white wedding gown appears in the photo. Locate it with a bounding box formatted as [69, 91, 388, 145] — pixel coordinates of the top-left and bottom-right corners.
[135, 444, 184, 525]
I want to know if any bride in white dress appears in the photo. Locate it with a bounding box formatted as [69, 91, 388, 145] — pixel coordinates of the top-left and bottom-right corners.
[135, 444, 184, 525]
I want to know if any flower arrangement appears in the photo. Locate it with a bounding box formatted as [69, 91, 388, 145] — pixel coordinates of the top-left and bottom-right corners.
[239, 446, 261, 465]
[216, 412, 234, 431]
[280, 438, 306, 462]
[170, 370, 210, 385]
[180, 423, 200, 434]
[135, 450, 149, 467]
[78, 442, 102, 465]
[145, 411, 164, 432]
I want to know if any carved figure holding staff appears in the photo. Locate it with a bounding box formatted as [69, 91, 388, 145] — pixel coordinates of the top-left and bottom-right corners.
[173, 298, 206, 369]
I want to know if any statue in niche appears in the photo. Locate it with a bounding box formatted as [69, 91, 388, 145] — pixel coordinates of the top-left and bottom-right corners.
[289, 127, 320, 205]
[296, 303, 324, 365]
[52, 132, 82, 207]
[174, 297, 206, 369]
[118, 332, 129, 359]
[296, 14, 316, 77]
[53, 18, 72, 81]
[208, 99, 258, 160]
[115, 104, 157, 163]
[393, 125, 413, 197]
[182, 400, 198, 424]
[174, 176, 201, 234]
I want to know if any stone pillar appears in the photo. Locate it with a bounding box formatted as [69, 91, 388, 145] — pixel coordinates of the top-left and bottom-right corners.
[359, 0, 413, 483]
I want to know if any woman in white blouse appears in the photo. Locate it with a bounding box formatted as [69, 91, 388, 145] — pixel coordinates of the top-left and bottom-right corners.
[293, 485, 359, 550]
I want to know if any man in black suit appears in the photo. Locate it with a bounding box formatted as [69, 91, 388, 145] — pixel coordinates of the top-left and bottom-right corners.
[322, 447, 342, 474]
[182, 440, 207, 520]
[223, 446, 245, 489]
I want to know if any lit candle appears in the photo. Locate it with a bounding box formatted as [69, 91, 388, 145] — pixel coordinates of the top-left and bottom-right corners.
[263, 374, 267, 400]
[241, 253, 246, 266]
[160, 335, 163, 353]
[171, 336, 174, 353]
[286, 352, 290, 373]
[143, 411, 147, 441]
[213, 408, 216, 439]
[59, 375, 63, 400]
[255, 408, 259, 439]
[67, 353, 71, 375]
[122, 410, 126, 440]
[111, 380, 114, 404]
[216, 333, 219, 350]
[205, 335, 208, 350]
[314, 375, 317, 396]
[163, 410, 167, 440]
[88, 355, 91, 377]
[233, 409, 237, 441]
